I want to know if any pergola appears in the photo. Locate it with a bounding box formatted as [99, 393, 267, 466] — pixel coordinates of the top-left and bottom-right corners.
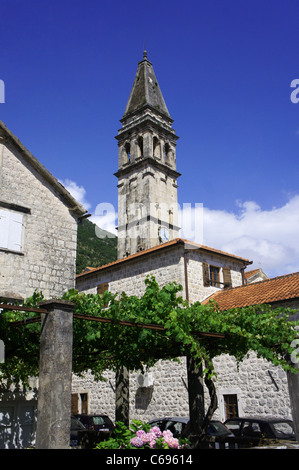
[0, 300, 225, 449]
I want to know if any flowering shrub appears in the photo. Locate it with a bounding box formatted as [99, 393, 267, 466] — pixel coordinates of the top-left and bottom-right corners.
[129, 427, 185, 449]
[95, 420, 190, 449]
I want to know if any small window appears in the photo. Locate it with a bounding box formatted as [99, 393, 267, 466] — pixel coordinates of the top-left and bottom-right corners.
[210, 266, 220, 287]
[224, 394, 239, 419]
[71, 393, 89, 414]
[0, 209, 23, 252]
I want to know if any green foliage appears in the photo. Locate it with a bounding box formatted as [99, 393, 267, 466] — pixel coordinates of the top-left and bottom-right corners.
[76, 218, 117, 274]
[0, 276, 298, 388]
[0, 291, 44, 389]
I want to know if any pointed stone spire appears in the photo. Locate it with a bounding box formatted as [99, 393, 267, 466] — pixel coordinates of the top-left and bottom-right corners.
[123, 51, 170, 118]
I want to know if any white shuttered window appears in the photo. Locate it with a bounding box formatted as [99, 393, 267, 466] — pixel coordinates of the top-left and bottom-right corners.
[0, 209, 23, 252]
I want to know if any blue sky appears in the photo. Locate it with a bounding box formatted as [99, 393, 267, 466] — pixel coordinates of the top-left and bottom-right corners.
[1, 0, 299, 277]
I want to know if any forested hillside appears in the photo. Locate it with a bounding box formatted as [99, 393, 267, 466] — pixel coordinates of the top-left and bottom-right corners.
[76, 218, 117, 274]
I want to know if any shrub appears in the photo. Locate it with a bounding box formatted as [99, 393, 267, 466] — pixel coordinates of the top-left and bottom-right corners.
[95, 420, 190, 449]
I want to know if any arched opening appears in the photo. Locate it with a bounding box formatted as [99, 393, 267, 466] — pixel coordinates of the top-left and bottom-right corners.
[164, 142, 171, 164]
[125, 142, 131, 162]
[153, 136, 160, 159]
[137, 136, 143, 158]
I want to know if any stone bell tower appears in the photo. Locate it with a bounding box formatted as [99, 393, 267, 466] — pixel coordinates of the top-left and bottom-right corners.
[115, 51, 181, 259]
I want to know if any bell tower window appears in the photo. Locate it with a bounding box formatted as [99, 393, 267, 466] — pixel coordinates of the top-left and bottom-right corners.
[125, 142, 131, 163]
[153, 136, 160, 159]
[137, 136, 143, 158]
[164, 143, 171, 164]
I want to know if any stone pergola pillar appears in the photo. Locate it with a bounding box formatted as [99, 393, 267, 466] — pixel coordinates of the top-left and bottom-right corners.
[35, 299, 74, 449]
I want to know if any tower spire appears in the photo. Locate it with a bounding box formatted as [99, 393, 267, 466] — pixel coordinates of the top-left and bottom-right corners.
[123, 51, 170, 118]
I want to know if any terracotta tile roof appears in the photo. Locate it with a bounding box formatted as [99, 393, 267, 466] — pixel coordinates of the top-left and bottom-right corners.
[244, 268, 261, 279]
[76, 238, 251, 279]
[202, 272, 299, 310]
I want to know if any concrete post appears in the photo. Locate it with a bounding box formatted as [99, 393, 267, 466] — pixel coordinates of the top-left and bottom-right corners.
[35, 299, 74, 449]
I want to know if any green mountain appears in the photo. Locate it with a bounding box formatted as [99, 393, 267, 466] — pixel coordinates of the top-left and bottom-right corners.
[76, 218, 117, 274]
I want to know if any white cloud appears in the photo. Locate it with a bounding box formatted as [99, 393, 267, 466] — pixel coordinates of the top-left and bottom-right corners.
[90, 202, 118, 237]
[60, 179, 91, 211]
[57, 179, 299, 278]
[180, 195, 299, 278]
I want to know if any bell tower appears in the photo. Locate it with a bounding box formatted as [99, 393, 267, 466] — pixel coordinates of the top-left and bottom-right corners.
[115, 51, 181, 259]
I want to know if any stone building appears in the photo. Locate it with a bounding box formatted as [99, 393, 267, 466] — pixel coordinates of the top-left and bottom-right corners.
[73, 52, 298, 429]
[0, 120, 87, 448]
[0, 120, 87, 301]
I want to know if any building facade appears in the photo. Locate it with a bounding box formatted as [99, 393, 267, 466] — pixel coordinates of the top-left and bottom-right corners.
[73, 53, 297, 427]
[0, 120, 87, 448]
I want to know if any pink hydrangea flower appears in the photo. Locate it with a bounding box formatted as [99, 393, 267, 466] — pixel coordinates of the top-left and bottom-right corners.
[130, 436, 144, 448]
[136, 429, 146, 438]
[143, 432, 156, 444]
[165, 437, 180, 449]
[150, 426, 162, 438]
[162, 429, 173, 439]
[149, 439, 157, 448]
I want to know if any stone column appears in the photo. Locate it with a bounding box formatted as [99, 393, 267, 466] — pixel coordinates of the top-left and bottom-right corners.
[35, 300, 74, 449]
[187, 356, 205, 447]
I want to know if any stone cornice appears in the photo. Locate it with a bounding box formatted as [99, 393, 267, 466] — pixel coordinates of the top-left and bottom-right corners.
[114, 156, 181, 180]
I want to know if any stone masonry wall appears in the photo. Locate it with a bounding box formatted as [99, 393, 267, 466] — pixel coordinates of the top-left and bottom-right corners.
[72, 351, 292, 423]
[74, 244, 292, 423]
[76, 243, 245, 302]
[0, 141, 78, 300]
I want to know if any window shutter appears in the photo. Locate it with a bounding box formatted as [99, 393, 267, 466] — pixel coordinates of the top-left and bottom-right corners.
[71, 394, 79, 414]
[202, 262, 210, 287]
[9, 212, 23, 251]
[97, 283, 109, 295]
[0, 209, 9, 249]
[223, 267, 232, 288]
[0, 209, 23, 251]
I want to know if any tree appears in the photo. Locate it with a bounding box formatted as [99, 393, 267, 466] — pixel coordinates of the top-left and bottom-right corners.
[0, 276, 298, 429]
